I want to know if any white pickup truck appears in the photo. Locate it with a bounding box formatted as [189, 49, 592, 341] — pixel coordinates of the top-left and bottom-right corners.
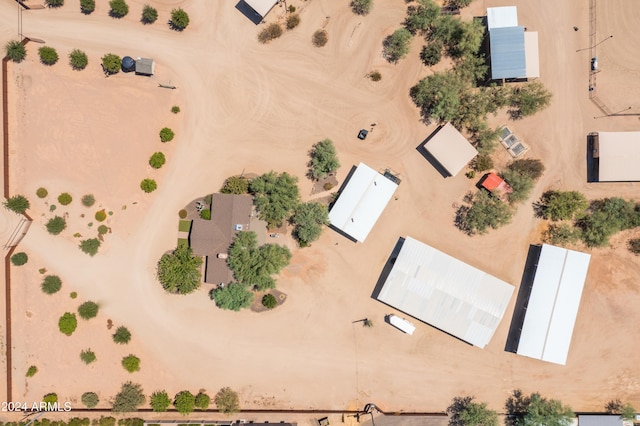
[389, 314, 416, 335]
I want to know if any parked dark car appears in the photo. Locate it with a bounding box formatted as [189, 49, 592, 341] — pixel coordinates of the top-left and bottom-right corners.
[357, 129, 368, 140]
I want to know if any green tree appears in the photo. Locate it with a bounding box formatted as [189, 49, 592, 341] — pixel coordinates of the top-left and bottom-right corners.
[121, 355, 140, 373]
[98, 416, 117, 426]
[250, 171, 301, 228]
[79, 238, 101, 256]
[628, 238, 640, 255]
[109, 0, 129, 18]
[81, 194, 95, 207]
[101, 53, 121, 74]
[262, 294, 277, 309]
[350, 0, 372, 15]
[4, 195, 30, 213]
[578, 198, 640, 247]
[410, 71, 465, 123]
[113, 326, 132, 344]
[508, 158, 545, 180]
[292, 202, 329, 246]
[605, 399, 636, 421]
[286, 14, 300, 30]
[58, 312, 78, 336]
[80, 349, 97, 364]
[174, 390, 195, 415]
[447, 396, 498, 426]
[221, 176, 249, 194]
[309, 139, 340, 180]
[42, 275, 62, 294]
[26, 365, 38, 377]
[437, 17, 484, 59]
[195, 392, 211, 410]
[141, 4, 158, 23]
[521, 393, 574, 426]
[149, 152, 166, 169]
[10, 252, 28, 266]
[544, 223, 581, 246]
[473, 154, 493, 172]
[159, 127, 174, 142]
[383, 28, 412, 63]
[43, 393, 58, 404]
[456, 191, 512, 234]
[58, 192, 72, 205]
[46, 0, 63, 6]
[5, 41, 26, 63]
[150, 390, 171, 412]
[471, 125, 501, 154]
[420, 42, 442, 66]
[157, 244, 203, 294]
[46, 216, 67, 235]
[447, 0, 474, 8]
[78, 301, 99, 319]
[510, 81, 552, 118]
[112, 382, 145, 412]
[140, 179, 157, 193]
[539, 191, 588, 221]
[38, 46, 59, 65]
[502, 170, 534, 204]
[81, 392, 99, 408]
[210, 283, 254, 311]
[404, 0, 440, 35]
[69, 49, 89, 70]
[312, 30, 328, 47]
[259, 23, 284, 44]
[80, 0, 95, 13]
[214, 387, 240, 414]
[170, 8, 190, 30]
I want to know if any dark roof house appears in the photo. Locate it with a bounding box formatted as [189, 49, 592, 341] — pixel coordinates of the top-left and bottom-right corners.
[189, 193, 253, 285]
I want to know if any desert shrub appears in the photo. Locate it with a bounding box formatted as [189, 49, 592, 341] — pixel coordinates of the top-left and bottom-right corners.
[258, 23, 283, 44]
[80, 349, 97, 364]
[262, 294, 277, 309]
[140, 179, 157, 193]
[221, 176, 249, 194]
[171, 105, 180, 113]
[5, 40, 26, 63]
[383, 28, 412, 62]
[286, 14, 300, 30]
[629, 238, 640, 255]
[420, 42, 442, 66]
[323, 182, 333, 191]
[544, 223, 581, 246]
[179, 209, 187, 219]
[46, 216, 67, 235]
[69, 49, 88, 70]
[199, 209, 211, 220]
[42, 275, 62, 294]
[112, 382, 145, 412]
[70, 291, 78, 298]
[81, 392, 99, 408]
[79, 238, 101, 256]
[46, 0, 63, 6]
[50, 204, 57, 212]
[10, 252, 28, 266]
[101, 53, 121, 74]
[150, 390, 171, 412]
[4, 195, 30, 213]
[174, 390, 195, 415]
[170, 8, 190, 30]
[58, 192, 72, 205]
[473, 154, 493, 172]
[539, 190, 588, 221]
[81, 194, 95, 207]
[141, 4, 158, 23]
[214, 387, 240, 414]
[58, 312, 78, 336]
[36, 187, 48, 198]
[159, 127, 174, 142]
[508, 159, 545, 180]
[351, 0, 372, 15]
[80, 0, 95, 13]
[456, 191, 513, 235]
[149, 152, 166, 169]
[95, 209, 107, 222]
[447, 396, 498, 426]
[194, 392, 211, 410]
[26, 365, 38, 377]
[38, 46, 59, 65]
[43, 393, 58, 404]
[109, 0, 129, 18]
[121, 355, 141, 373]
[113, 326, 131, 344]
[368, 70, 382, 81]
[98, 225, 108, 235]
[312, 29, 328, 47]
[78, 301, 99, 319]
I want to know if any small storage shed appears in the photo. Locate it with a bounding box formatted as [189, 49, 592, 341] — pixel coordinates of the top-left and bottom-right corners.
[135, 58, 155, 76]
[423, 123, 478, 177]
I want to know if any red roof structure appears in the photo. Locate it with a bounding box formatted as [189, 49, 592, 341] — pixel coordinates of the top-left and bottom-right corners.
[482, 172, 512, 193]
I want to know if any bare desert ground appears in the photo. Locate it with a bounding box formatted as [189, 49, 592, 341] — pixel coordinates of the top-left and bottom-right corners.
[0, 0, 639, 419]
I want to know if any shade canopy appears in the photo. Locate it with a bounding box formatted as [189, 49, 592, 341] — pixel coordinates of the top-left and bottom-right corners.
[596, 131, 640, 181]
[424, 123, 478, 177]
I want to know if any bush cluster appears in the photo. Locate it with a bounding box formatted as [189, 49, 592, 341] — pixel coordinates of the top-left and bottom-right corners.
[80, 0, 95, 13]
[58, 312, 78, 336]
[140, 179, 157, 193]
[113, 326, 132, 344]
[159, 127, 174, 142]
[38, 46, 59, 65]
[121, 355, 141, 373]
[4, 195, 30, 214]
[262, 294, 277, 309]
[141, 5, 158, 24]
[170, 8, 190, 30]
[109, 0, 129, 18]
[78, 301, 99, 319]
[80, 349, 97, 364]
[5, 40, 26, 63]
[58, 192, 73, 206]
[10, 252, 28, 266]
[79, 238, 101, 256]
[81, 194, 95, 207]
[81, 392, 99, 408]
[312, 30, 328, 47]
[36, 187, 48, 198]
[42, 275, 62, 294]
[149, 152, 166, 169]
[258, 23, 283, 44]
[150, 390, 171, 412]
[69, 49, 88, 70]
[46, 216, 67, 235]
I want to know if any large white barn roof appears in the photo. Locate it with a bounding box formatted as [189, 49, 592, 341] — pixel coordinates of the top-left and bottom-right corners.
[597, 131, 640, 181]
[424, 123, 478, 177]
[517, 244, 591, 365]
[329, 163, 398, 243]
[244, 0, 278, 18]
[376, 237, 514, 348]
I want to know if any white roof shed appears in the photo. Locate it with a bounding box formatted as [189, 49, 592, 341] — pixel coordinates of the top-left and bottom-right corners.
[487, 6, 518, 30]
[597, 131, 640, 181]
[517, 244, 591, 365]
[244, 0, 278, 18]
[376, 237, 514, 348]
[329, 163, 398, 243]
[424, 123, 478, 177]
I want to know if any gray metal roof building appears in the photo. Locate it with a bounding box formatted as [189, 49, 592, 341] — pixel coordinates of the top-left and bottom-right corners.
[578, 415, 622, 426]
[489, 27, 527, 80]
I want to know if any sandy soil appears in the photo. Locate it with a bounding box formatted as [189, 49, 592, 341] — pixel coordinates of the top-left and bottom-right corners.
[0, 0, 639, 419]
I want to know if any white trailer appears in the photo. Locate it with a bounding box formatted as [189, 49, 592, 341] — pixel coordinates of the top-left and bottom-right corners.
[389, 315, 416, 335]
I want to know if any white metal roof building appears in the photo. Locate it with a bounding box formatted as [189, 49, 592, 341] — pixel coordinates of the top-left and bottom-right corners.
[376, 237, 515, 348]
[595, 131, 640, 181]
[243, 0, 278, 18]
[424, 123, 478, 177]
[516, 244, 591, 365]
[329, 163, 398, 243]
[487, 6, 518, 30]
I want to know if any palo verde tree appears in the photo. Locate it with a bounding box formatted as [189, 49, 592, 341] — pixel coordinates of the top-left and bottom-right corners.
[250, 171, 301, 228]
[502, 159, 545, 204]
[291, 202, 329, 247]
[170, 8, 190, 30]
[5, 41, 26, 63]
[79, 238, 101, 256]
[308, 139, 340, 180]
[447, 396, 498, 426]
[456, 190, 513, 235]
[4, 195, 30, 214]
[404, 0, 440, 35]
[538, 190, 588, 221]
[577, 197, 640, 247]
[383, 28, 412, 63]
[112, 382, 145, 412]
[210, 282, 254, 311]
[505, 390, 574, 426]
[509, 81, 552, 118]
[214, 387, 240, 414]
[194, 392, 211, 410]
[157, 244, 203, 294]
[350, 0, 373, 15]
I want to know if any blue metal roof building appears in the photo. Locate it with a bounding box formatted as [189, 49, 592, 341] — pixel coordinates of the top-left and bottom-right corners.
[489, 26, 527, 80]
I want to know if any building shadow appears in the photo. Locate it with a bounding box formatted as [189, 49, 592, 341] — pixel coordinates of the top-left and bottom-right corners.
[586, 133, 599, 183]
[370, 237, 405, 299]
[235, 0, 262, 24]
[327, 165, 360, 243]
[415, 126, 452, 178]
[504, 244, 542, 353]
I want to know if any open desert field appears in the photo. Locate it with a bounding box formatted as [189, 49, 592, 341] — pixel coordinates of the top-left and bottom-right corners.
[0, 0, 639, 418]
